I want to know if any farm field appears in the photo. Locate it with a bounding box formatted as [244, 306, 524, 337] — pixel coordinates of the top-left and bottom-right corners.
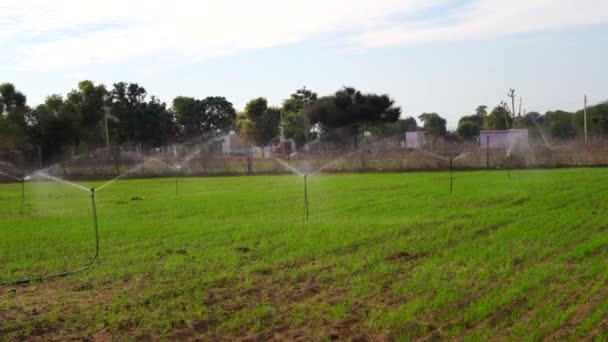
[1, 168, 608, 340]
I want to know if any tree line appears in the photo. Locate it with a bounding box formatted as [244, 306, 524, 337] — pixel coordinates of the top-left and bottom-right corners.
[1, 81, 606, 164]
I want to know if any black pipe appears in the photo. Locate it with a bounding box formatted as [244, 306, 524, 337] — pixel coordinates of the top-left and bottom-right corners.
[0, 188, 100, 286]
[304, 174, 309, 222]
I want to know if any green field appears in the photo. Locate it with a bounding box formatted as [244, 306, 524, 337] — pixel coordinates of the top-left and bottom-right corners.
[1, 168, 608, 340]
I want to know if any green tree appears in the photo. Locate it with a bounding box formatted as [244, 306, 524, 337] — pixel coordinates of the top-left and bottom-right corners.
[418, 112, 446, 137]
[238, 98, 281, 155]
[281, 87, 318, 147]
[0, 83, 28, 128]
[64, 80, 107, 145]
[457, 120, 481, 141]
[107, 82, 176, 146]
[173, 96, 236, 136]
[545, 110, 575, 140]
[307, 87, 400, 148]
[0, 116, 25, 152]
[139, 97, 175, 146]
[573, 102, 608, 137]
[0, 83, 29, 153]
[476, 105, 488, 117]
[456, 110, 485, 141]
[29, 94, 84, 159]
[484, 106, 513, 130]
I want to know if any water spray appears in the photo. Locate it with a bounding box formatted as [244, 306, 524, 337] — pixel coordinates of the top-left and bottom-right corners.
[0, 169, 27, 215]
[0, 187, 100, 286]
[506, 154, 511, 179]
[421, 150, 471, 194]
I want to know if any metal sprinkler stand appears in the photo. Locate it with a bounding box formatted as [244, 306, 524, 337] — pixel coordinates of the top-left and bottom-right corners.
[303, 174, 309, 222]
[19, 178, 25, 215]
[0, 186, 100, 286]
[449, 158, 453, 194]
[506, 155, 511, 179]
[90, 188, 99, 265]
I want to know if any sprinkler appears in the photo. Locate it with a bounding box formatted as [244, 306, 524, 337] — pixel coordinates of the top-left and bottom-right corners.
[506, 154, 511, 179]
[19, 178, 25, 215]
[303, 174, 309, 222]
[449, 158, 453, 194]
[174, 165, 181, 198]
[0, 186, 100, 285]
[420, 150, 470, 194]
[90, 188, 100, 266]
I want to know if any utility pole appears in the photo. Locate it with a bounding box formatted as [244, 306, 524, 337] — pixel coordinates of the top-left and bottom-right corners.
[518, 97, 522, 117]
[507, 89, 516, 124]
[584, 94, 588, 144]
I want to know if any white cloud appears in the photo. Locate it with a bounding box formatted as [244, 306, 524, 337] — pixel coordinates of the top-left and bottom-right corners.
[352, 0, 608, 47]
[2, 0, 438, 70]
[2, 0, 608, 71]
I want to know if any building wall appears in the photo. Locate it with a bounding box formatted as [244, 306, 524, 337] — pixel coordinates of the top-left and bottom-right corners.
[480, 129, 528, 148]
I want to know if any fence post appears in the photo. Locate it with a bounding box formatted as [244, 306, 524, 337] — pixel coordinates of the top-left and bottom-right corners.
[486, 135, 490, 169]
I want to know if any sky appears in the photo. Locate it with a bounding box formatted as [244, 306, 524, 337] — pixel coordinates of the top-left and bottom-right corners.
[1, 0, 608, 127]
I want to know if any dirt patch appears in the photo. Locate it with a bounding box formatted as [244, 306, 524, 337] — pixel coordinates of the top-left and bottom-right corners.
[0, 278, 121, 340]
[545, 279, 608, 340]
[385, 251, 426, 262]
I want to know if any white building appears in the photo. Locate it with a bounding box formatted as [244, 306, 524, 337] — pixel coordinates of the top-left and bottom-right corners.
[479, 129, 528, 149]
[405, 131, 428, 149]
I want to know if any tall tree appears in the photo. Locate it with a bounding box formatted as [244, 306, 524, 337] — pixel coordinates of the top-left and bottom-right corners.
[418, 112, 447, 137]
[573, 102, 608, 137]
[484, 106, 513, 130]
[545, 110, 575, 140]
[106, 82, 176, 146]
[173, 96, 236, 136]
[281, 87, 318, 147]
[139, 97, 175, 146]
[0, 83, 29, 153]
[64, 80, 107, 144]
[29, 94, 84, 159]
[238, 98, 281, 154]
[457, 120, 481, 141]
[307, 87, 400, 148]
[475, 105, 488, 117]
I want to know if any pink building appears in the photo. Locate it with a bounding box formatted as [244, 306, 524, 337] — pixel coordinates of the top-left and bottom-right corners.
[480, 129, 528, 148]
[405, 131, 427, 149]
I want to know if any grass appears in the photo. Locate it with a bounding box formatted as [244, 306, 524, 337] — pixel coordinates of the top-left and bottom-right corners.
[1, 168, 608, 340]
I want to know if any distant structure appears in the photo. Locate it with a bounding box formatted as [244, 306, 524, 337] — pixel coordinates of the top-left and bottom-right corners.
[405, 131, 428, 149]
[273, 136, 296, 156]
[220, 131, 248, 155]
[480, 129, 528, 148]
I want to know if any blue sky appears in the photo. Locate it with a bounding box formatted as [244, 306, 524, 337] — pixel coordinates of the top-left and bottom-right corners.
[1, 0, 607, 127]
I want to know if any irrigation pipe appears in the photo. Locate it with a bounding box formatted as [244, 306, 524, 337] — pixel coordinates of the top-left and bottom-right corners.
[0, 188, 100, 286]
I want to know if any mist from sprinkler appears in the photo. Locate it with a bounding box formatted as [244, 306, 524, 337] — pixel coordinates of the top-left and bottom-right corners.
[273, 150, 358, 221]
[421, 150, 472, 194]
[0, 179, 100, 286]
[532, 117, 568, 151]
[0, 169, 26, 215]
